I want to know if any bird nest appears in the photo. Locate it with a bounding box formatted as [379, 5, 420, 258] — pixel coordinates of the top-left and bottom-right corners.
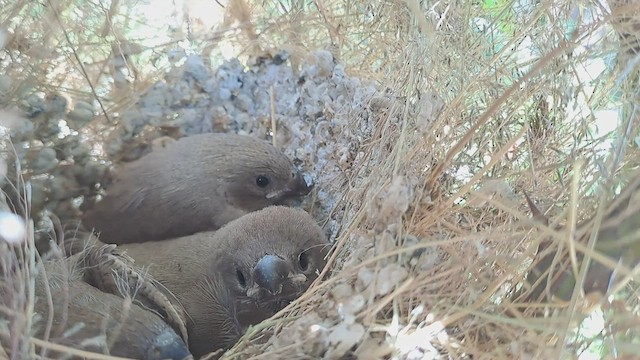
[2, 0, 640, 359]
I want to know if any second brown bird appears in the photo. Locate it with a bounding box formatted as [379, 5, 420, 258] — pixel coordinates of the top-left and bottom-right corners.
[29, 252, 192, 360]
[116, 205, 330, 357]
[82, 133, 313, 244]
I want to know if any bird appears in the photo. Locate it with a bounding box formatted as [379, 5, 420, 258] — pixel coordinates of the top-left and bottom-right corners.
[82, 133, 313, 244]
[115, 205, 330, 357]
[30, 251, 193, 360]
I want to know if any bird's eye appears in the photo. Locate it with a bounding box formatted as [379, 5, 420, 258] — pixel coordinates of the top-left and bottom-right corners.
[256, 175, 270, 188]
[236, 269, 246, 288]
[298, 252, 309, 271]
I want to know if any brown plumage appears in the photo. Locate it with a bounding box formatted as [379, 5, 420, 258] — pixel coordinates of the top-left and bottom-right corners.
[82, 133, 313, 244]
[117, 206, 330, 357]
[31, 252, 192, 360]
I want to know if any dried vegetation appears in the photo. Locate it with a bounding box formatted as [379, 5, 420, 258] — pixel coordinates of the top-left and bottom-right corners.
[1, 0, 640, 359]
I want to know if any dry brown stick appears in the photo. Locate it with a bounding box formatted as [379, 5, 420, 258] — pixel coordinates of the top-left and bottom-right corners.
[425, 38, 576, 190]
[45, 0, 111, 123]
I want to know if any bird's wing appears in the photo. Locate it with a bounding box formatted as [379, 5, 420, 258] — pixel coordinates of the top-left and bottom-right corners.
[118, 185, 148, 211]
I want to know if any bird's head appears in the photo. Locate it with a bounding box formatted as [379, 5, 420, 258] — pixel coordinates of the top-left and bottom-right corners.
[213, 135, 314, 210]
[209, 205, 330, 323]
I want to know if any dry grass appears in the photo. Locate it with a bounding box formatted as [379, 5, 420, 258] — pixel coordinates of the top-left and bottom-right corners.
[2, 0, 640, 359]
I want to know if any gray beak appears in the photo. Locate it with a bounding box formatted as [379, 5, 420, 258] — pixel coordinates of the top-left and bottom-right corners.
[252, 254, 292, 295]
[291, 170, 314, 196]
[144, 328, 192, 360]
[265, 170, 314, 200]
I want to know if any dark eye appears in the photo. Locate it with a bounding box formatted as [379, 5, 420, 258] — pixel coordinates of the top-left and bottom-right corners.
[256, 175, 270, 188]
[298, 252, 309, 271]
[236, 269, 246, 288]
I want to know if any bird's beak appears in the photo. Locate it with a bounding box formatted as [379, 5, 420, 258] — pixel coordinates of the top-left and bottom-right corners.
[266, 169, 314, 200]
[145, 328, 193, 360]
[251, 254, 305, 296]
[290, 169, 314, 196]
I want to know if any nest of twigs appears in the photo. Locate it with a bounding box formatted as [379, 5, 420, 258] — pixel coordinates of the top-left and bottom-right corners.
[2, 0, 640, 359]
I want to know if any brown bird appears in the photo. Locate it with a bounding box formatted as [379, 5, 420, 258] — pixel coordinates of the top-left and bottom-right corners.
[116, 205, 330, 357]
[82, 133, 313, 244]
[31, 252, 193, 360]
